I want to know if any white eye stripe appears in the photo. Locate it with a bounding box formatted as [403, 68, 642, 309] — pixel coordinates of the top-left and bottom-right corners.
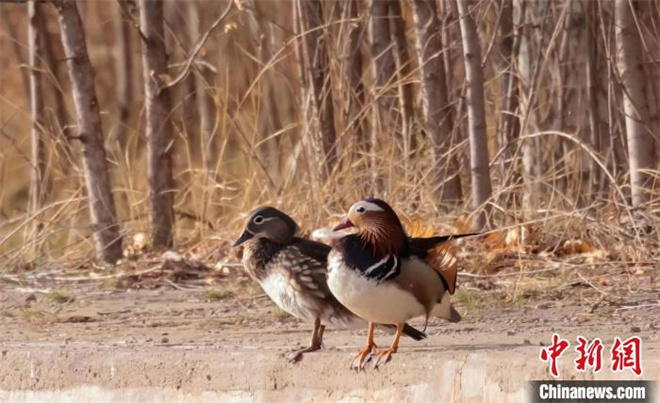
[352, 201, 384, 213]
[253, 216, 279, 224]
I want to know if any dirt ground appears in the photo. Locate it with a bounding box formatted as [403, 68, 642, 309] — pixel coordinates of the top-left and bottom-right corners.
[1, 256, 658, 397]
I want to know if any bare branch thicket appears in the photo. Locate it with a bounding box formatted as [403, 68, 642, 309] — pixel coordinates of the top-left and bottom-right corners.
[298, 0, 337, 180]
[139, 0, 175, 248]
[456, 0, 492, 229]
[615, 0, 658, 208]
[156, 1, 232, 94]
[54, 0, 123, 263]
[408, 0, 463, 205]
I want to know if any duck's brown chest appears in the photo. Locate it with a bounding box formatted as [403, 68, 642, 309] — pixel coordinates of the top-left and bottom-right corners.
[241, 238, 281, 281]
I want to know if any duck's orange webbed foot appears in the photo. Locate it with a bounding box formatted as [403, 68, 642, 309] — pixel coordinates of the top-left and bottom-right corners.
[349, 344, 376, 371]
[373, 322, 403, 369]
[373, 346, 397, 368]
[350, 322, 377, 372]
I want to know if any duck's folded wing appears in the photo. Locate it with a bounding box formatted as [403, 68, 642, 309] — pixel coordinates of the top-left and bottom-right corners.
[408, 233, 478, 255]
[409, 233, 478, 295]
[292, 238, 331, 261]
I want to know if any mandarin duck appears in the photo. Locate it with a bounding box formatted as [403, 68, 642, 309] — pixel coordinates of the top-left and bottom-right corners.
[233, 206, 427, 363]
[324, 199, 475, 370]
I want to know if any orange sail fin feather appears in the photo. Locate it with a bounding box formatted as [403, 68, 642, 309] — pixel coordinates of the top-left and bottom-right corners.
[426, 242, 458, 295]
[399, 213, 459, 295]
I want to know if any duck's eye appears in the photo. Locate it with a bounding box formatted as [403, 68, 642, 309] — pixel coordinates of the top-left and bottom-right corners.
[253, 215, 264, 224]
[356, 206, 365, 213]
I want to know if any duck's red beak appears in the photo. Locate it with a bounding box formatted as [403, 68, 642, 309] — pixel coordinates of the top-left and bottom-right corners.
[333, 218, 354, 231]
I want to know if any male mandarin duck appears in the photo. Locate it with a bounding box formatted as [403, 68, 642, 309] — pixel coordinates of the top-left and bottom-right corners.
[233, 206, 427, 362]
[324, 199, 474, 370]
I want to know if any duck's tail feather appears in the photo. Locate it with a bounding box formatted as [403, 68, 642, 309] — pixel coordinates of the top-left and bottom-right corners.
[379, 323, 427, 341]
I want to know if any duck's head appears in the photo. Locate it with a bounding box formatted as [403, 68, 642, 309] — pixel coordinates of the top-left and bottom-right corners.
[233, 206, 299, 247]
[333, 198, 406, 257]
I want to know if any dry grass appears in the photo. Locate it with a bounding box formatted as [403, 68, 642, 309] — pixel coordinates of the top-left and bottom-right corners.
[202, 287, 234, 301]
[0, 0, 658, 310]
[48, 289, 74, 304]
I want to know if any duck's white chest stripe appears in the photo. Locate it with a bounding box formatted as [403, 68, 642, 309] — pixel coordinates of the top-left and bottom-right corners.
[364, 255, 391, 275]
[360, 255, 399, 283]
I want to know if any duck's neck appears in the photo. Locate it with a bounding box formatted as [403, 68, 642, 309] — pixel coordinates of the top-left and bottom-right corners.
[358, 223, 406, 259]
[242, 238, 282, 280]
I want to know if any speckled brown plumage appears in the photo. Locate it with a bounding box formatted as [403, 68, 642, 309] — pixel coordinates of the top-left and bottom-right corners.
[240, 236, 358, 327]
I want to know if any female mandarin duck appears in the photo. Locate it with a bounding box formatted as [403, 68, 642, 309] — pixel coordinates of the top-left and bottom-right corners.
[233, 206, 426, 362]
[325, 199, 473, 370]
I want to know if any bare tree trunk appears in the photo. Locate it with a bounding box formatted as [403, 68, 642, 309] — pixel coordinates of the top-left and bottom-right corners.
[615, 0, 657, 208]
[298, 0, 337, 179]
[292, 0, 314, 184]
[1, 11, 30, 100]
[139, 0, 175, 248]
[368, 0, 396, 187]
[341, 0, 366, 151]
[42, 20, 73, 161]
[598, 1, 627, 183]
[585, 0, 602, 195]
[187, 1, 216, 173]
[369, 0, 393, 159]
[408, 0, 463, 204]
[497, 0, 520, 176]
[55, 0, 123, 263]
[28, 0, 47, 217]
[113, 0, 134, 150]
[255, 20, 285, 181]
[557, 0, 593, 205]
[389, 0, 416, 157]
[638, 2, 660, 168]
[456, 0, 492, 229]
[370, 0, 396, 112]
[517, 0, 545, 212]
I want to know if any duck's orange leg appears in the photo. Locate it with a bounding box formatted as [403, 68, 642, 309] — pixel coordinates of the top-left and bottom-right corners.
[374, 322, 403, 368]
[350, 322, 376, 371]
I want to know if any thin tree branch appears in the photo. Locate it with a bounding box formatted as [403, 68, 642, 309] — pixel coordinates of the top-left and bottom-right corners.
[156, 1, 233, 94]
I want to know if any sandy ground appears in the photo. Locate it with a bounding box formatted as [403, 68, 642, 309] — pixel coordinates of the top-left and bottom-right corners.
[0, 271, 658, 398]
